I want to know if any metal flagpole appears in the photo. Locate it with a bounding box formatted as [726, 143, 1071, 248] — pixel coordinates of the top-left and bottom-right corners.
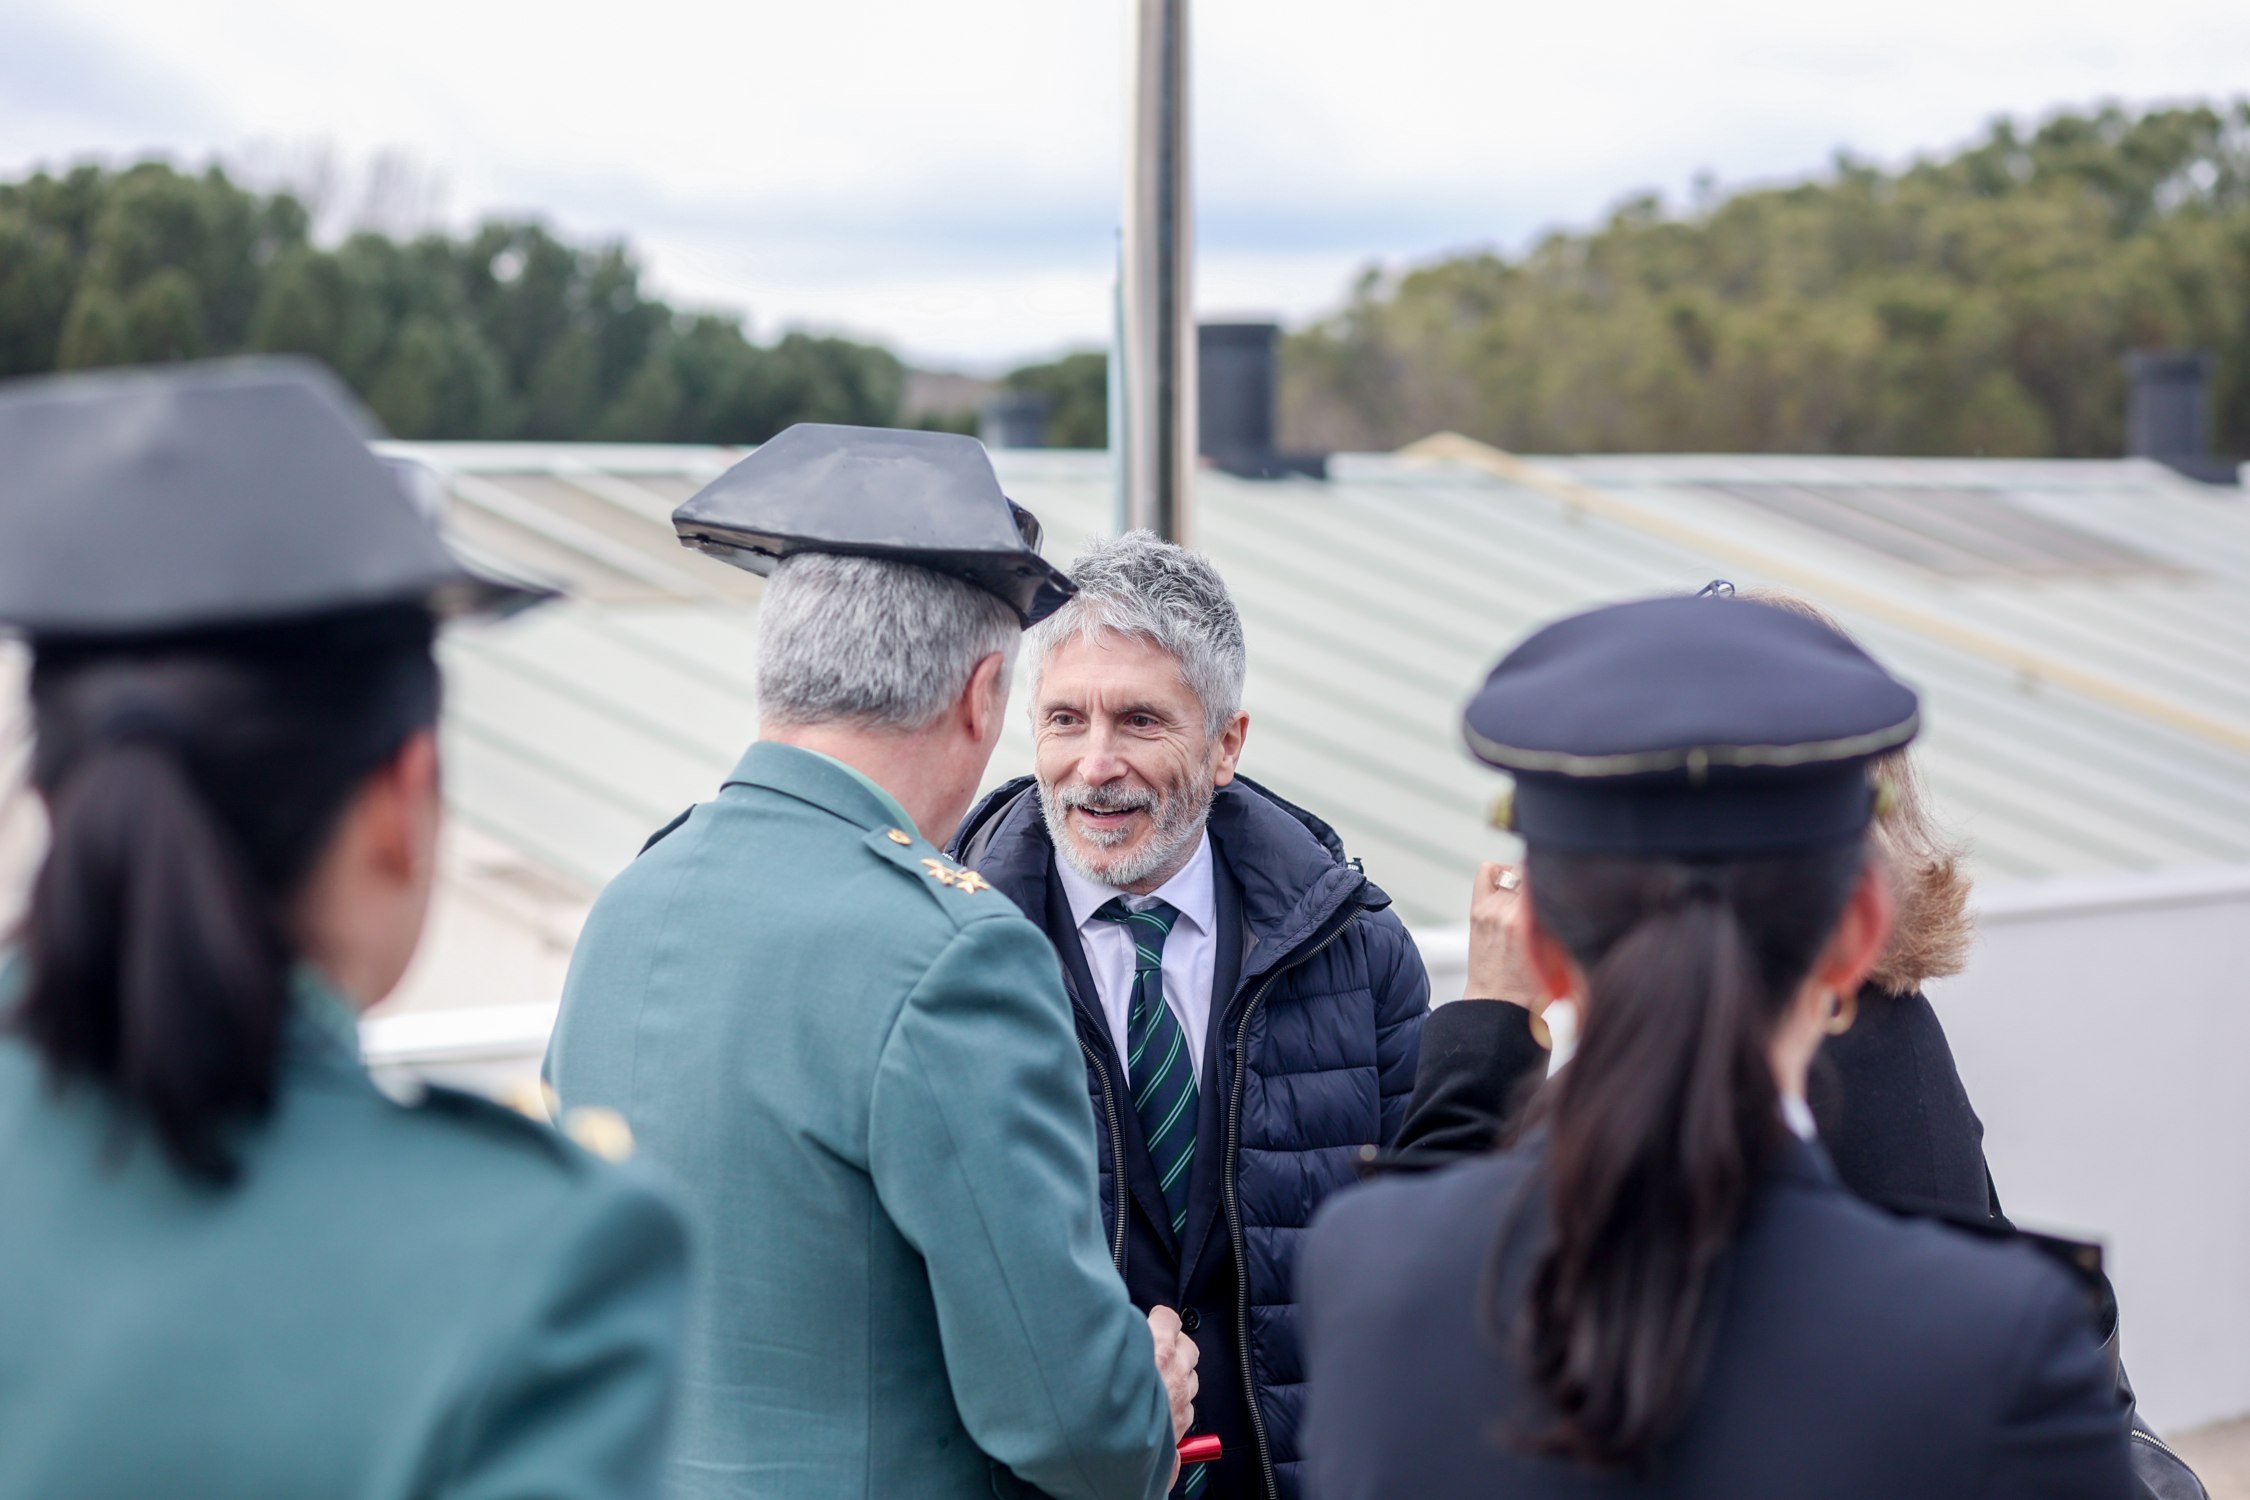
[1117, 0, 1194, 543]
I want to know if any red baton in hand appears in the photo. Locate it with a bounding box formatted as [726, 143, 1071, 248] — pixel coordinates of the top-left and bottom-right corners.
[1178, 1435, 1223, 1466]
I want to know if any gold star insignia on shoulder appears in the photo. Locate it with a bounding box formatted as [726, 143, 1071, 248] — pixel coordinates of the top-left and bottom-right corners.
[500, 1079, 560, 1124]
[920, 856, 992, 894]
[561, 1105, 635, 1162]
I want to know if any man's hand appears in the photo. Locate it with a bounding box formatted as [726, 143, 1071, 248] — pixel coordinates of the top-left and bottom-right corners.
[1147, 1305, 1199, 1447]
[1464, 861, 1541, 1008]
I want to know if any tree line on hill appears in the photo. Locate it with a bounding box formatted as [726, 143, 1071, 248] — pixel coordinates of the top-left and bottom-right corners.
[7, 102, 2245, 459]
[1280, 101, 2250, 460]
[0, 162, 905, 442]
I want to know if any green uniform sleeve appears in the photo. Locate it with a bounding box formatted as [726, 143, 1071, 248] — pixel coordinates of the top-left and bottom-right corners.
[869, 915, 1174, 1500]
[431, 1173, 690, 1500]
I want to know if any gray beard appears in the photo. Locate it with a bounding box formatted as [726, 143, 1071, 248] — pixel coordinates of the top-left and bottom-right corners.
[1040, 776, 1215, 891]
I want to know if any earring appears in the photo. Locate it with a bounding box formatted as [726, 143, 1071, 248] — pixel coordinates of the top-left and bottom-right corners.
[1822, 988, 1858, 1036]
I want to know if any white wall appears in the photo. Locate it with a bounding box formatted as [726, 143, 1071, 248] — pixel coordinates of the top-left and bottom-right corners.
[365, 864, 2250, 1430]
[1936, 867, 2250, 1431]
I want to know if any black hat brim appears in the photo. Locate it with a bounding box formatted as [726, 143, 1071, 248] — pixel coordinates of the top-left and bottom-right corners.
[0, 358, 557, 640]
[677, 525, 1076, 627]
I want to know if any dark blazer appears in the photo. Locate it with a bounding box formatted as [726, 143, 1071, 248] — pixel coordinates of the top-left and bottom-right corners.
[1810, 986, 2001, 1219]
[1298, 1136, 2133, 1500]
[1399, 985, 1999, 1220]
[1042, 849, 1264, 1500]
[1393, 998, 1552, 1161]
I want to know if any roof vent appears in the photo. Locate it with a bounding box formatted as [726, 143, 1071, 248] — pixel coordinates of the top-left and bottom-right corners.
[2125, 351, 2237, 485]
[980, 391, 1050, 450]
[1197, 321, 1326, 480]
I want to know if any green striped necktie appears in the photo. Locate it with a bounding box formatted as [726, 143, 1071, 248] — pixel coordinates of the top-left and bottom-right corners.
[1094, 897, 1197, 1240]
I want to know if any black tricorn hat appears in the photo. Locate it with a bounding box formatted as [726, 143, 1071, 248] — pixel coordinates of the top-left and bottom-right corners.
[0, 357, 550, 640]
[1463, 594, 1920, 857]
[672, 423, 1076, 626]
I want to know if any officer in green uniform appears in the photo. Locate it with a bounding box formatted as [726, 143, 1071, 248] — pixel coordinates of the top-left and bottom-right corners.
[0, 359, 689, 1500]
[547, 424, 1195, 1499]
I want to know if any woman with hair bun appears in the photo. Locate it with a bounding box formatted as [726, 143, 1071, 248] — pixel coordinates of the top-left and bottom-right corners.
[0, 360, 686, 1499]
[1301, 593, 2130, 1499]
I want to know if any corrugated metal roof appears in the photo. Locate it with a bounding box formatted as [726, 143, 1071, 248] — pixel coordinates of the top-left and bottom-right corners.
[390, 437, 2250, 933]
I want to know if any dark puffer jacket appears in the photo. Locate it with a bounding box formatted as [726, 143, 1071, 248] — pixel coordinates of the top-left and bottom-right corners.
[953, 775, 1429, 1500]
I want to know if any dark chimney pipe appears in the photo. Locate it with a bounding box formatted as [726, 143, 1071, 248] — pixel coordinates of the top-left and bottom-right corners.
[980, 391, 1050, 450]
[1196, 321, 1325, 479]
[2125, 351, 2235, 484]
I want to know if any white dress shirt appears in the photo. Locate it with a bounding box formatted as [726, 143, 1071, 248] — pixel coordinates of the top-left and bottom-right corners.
[1053, 832, 1218, 1087]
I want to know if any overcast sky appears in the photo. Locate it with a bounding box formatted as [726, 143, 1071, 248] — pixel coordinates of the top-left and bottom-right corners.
[6, 0, 2250, 370]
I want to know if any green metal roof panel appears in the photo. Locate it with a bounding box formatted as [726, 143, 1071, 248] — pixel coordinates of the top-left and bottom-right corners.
[400, 443, 2250, 930]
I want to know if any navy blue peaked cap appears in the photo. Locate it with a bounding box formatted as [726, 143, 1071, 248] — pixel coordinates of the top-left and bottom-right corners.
[0, 357, 550, 639]
[1463, 594, 1920, 856]
[672, 423, 1076, 626]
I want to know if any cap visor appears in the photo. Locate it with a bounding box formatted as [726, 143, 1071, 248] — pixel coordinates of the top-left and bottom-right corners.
[431, 539, 560, 619]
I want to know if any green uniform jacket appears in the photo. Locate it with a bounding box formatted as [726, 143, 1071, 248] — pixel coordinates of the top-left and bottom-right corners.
[546, 743, 1174, 1500]
[0, 970, 689, 1500]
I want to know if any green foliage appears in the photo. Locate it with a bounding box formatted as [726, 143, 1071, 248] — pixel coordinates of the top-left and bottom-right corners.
[910, 408, 981, 437]
[1281, 101, 2250, 458]
[0, 160, 905, 442]
[1006, 350, 1108, 448]
[56, 285, 132, 369]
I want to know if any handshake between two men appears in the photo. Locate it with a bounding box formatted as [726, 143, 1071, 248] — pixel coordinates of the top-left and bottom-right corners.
[548, 428, 1430, 1500]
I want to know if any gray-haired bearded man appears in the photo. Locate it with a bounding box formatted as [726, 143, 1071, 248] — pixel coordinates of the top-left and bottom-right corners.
[951, 532, 1431, 1500]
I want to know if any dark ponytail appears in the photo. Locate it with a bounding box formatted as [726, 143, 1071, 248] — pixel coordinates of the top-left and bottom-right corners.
[1502, 845, 1867, 1469]
[10, 609, 440, 1184]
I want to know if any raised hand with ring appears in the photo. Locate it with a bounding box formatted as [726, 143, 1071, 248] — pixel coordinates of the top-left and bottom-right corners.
[1465, 861, 1538, 1006]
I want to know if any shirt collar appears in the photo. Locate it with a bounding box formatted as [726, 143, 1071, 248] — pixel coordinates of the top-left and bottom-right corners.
[1780, 1092, 1818, 1142]
[1054, 829, 1216, 938]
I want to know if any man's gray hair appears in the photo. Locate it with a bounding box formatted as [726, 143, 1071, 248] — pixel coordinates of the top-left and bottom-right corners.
[757, 552, 1019, 730]
[1028, 531, 1246, 736]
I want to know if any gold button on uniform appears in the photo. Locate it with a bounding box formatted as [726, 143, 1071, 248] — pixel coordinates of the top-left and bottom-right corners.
[886, 828, 912, 845]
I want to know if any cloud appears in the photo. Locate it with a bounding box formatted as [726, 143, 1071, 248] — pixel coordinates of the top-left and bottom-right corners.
[4, 0, 2250, 363]
[0, 4, 220, 167]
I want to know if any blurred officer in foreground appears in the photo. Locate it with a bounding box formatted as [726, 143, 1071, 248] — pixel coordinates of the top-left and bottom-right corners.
[1298, 595, 2133, 1499]
[546, 425, 1193, 1500]
[0, 360, 689, 1500]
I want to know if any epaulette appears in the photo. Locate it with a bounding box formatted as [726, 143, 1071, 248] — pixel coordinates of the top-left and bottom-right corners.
[406, 1080, 638, 1169]
[859, 821, 1002, 913]
[1869, 1192, 2115, 1346]
[639, 805, 697, 855]
[1869, 1191, 2102, 1277]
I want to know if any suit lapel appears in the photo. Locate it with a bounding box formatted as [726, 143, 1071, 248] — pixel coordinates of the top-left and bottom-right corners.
[1045, 859, 1183, 1260]
[1177, 845, 1246, 1292]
